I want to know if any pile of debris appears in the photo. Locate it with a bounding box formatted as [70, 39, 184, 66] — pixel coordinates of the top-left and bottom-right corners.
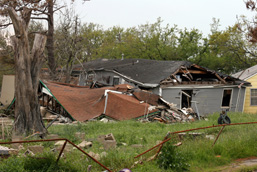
[38, 82, 198, 124]
[139, 98, 197, 123]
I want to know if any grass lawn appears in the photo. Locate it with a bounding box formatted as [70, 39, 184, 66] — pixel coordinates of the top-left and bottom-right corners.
[0, 112, 256, 172]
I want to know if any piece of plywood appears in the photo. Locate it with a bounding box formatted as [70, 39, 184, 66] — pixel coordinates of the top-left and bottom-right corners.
[0, 75, 15, 106]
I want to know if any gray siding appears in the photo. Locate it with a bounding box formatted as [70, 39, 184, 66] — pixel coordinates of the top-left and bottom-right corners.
[161, 87, 246, 116]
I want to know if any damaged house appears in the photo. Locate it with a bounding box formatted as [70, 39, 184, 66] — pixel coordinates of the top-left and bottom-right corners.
[73, 59, 251, 116]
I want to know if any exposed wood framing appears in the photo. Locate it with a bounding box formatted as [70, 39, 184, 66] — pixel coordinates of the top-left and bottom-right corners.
[171, 74, 180, 83]
[178, 69, 207, 74]
[214, 73, 226, 84]
[180, 66, 193, 81]
[192, 64, 227, 84]
[180, 66, 193, 80]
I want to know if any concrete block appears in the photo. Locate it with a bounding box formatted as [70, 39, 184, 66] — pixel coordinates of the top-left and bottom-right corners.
[97, 135, 105, 144]
[103, 140, 116, 150]
[47, 134, 60, 139]
[75, 132, 85, 140]
[24, 149, 35, 156]
[55, 140, 66, 146]
[56, 143, 73, 152]
[88, 151, 100, 161]
[104, 133, 116, 141]
[77, 141, 92, 149]
[11, 135, 23, 149]
[28, 145, 44, 154]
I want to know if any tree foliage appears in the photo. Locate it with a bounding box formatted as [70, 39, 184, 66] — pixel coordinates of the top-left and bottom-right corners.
[52, 17, 257, 75]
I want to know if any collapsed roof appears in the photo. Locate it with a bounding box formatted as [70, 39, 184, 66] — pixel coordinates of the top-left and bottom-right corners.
[42, 81, 157, 121]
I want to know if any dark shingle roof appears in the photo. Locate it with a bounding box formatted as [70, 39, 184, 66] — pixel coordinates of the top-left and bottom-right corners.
[74, 59, 192, 84]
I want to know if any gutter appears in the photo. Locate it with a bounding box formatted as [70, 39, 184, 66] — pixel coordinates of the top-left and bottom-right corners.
[103, 89, 133, 114]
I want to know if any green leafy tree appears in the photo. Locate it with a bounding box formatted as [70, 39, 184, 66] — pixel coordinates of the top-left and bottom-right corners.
[80, 23, 104, 62]
[176, 28, 207, 61]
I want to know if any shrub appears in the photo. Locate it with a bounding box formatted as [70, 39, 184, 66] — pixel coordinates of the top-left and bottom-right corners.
[157, 141, 190, 171]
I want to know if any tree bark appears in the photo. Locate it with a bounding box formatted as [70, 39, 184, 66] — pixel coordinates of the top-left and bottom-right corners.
[46, 0, 57, 80]
[9, 7, 47, 136]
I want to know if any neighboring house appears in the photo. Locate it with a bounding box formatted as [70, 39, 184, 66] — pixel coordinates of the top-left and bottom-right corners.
[0, 75, 15, 106]
[73, 59, 250, 116]
[233, 65, 257, 114]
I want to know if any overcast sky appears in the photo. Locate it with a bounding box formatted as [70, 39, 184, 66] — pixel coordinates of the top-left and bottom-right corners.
[63, 0, 255, 36]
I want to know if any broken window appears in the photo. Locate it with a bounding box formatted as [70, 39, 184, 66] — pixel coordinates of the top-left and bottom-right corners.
[181, 90, 193, 108]
[86, 74, 95, 85]
[87, 74, 95, 81]
[250, 89, 257, 106]
[221, 89, 232, 107]
[113, 76, 119, 85]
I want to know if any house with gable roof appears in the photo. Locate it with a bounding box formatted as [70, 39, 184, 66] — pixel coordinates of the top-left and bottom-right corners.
[233, 64, 257, 113]
[73, 58, 250, 116]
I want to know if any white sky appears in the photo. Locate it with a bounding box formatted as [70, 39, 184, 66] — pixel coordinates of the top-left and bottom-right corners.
[62, 0, 255, 36]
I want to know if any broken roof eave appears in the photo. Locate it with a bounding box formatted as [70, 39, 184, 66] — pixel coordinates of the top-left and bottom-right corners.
[108, 69, 159, 88]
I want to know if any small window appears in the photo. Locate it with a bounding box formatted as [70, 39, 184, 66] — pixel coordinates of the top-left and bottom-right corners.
[221, 89, 232, 107]
[113, 76, 119, 85]
[251, 89, 257, 106]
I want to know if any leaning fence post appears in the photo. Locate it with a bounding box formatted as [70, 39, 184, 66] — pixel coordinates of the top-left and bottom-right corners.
[212, 125, 226, 147]
[56, 139, 67, 163]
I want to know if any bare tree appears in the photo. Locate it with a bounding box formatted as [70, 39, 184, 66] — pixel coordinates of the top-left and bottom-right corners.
[0, 1, 48, 136]
[55, 8, 84, 83]
[245, 0, 257, 43]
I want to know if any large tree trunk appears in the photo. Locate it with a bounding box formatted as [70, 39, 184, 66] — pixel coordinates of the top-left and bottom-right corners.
[9, 7, 47, 136]
[46, 0, 57, 80]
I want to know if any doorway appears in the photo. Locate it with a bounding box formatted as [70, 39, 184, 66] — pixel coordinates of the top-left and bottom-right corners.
[221, 89, 232, 108]
[181, 90, 193, 108]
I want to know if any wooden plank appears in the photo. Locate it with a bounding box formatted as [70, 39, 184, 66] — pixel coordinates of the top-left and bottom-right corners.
[178, 69, 208, 74]
[171, 74, 180, 83]
[214, 73, 226, 84]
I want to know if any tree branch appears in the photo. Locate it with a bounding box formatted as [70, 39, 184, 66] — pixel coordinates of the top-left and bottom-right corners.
[7, 7, 21, 35]
[31, 17, 48, 21]
[0, 22, 13, 28]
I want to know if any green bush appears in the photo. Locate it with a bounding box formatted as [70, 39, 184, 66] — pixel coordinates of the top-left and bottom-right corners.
[157, 141, 190, 171]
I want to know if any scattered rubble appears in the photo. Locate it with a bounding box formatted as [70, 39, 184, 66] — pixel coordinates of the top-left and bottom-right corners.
[0, 145, 18, 157]
[88, 151, 100, 161]
[97, 133, 117, 150]
[27, 145, 44, 154]
[75, 132, 85, 140]
[77, 141, 92, 149]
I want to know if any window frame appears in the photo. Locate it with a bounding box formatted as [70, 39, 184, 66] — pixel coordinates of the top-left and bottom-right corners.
[250, 88, 257, 106]
[221, 88, 233, 108]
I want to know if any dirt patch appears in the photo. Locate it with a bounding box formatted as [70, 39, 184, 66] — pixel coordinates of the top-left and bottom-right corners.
[220, 157, 257, 172]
